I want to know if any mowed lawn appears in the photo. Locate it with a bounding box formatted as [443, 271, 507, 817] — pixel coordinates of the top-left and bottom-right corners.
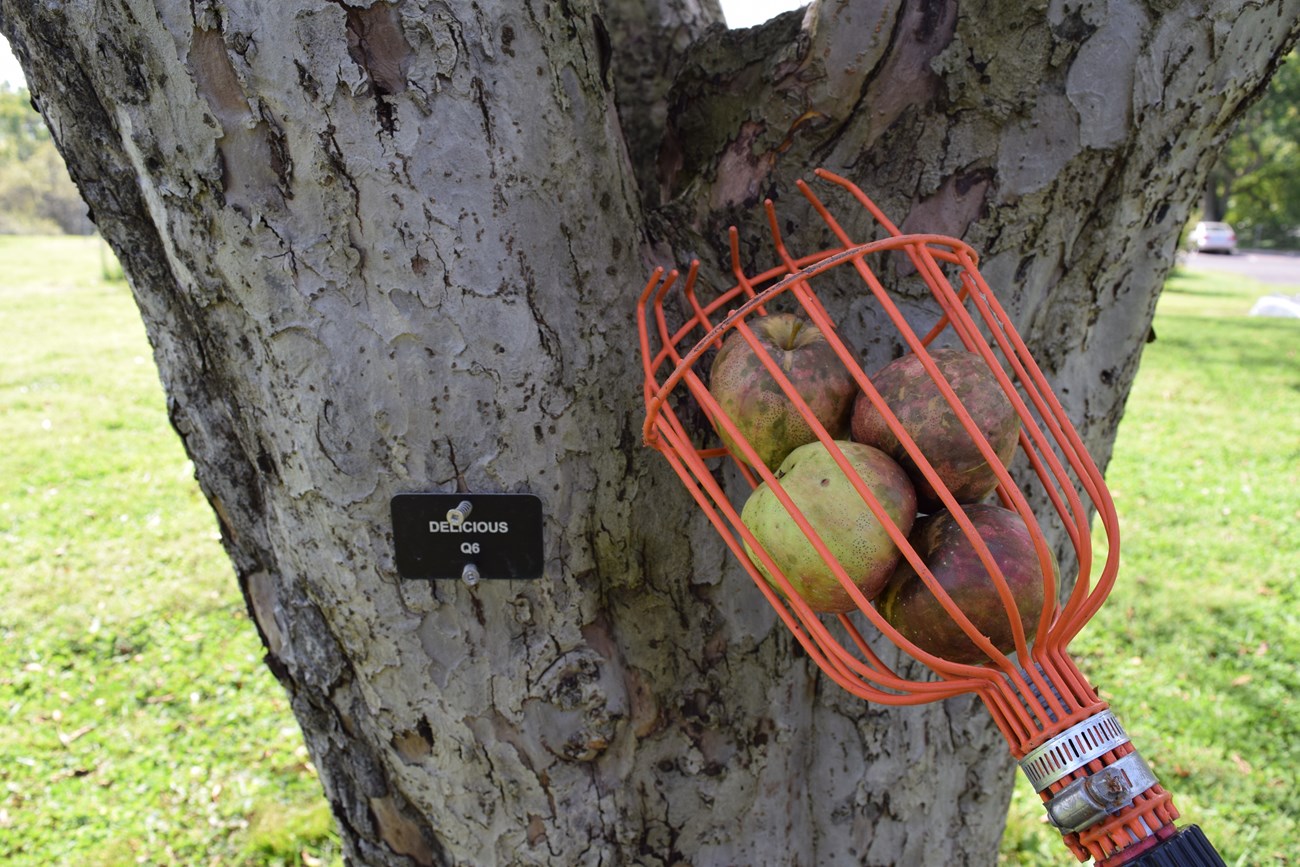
[1000, 266, 1300, 865]
[2, 236, 1295, 865]
[0, 236, 340, 866]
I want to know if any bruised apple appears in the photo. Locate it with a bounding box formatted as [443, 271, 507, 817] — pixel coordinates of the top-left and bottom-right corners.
[876, 504, 1056, 665]
[851, 348, 1019, 510]
[709, 313, 857, 471]
[741, 441, 916, 613]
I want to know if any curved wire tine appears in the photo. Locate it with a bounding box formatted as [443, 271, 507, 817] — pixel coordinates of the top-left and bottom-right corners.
[765, 242, 1039, 684]
[676, 361, 762, 490]
[729, 225, 769, 316]
[682, 275, 1010, 688]
[639, 268, 678, 448]
[902, 247, 1065, 671]
[953, 266, 1095, 546]
[763, 198, 799, 267]
[794, 178, 853, 253]
[810, 168, 904, 237]
[1006, 427, 1079, 654]
[638, 169, 1128, 731]
[679, 259, 719, 347]
[766, 185, 1044, 677]
[642, 265, 749, 470]
[821, 614, 980, 701]
[831, 610, 1001, 695]
[834, 614, 971, 696]
[907, 254, 1079, 658]
[653, 267, 683, 369]
[835, 252, 1046, 677]
[637, 266, 668, 384]
[954, 257, 1120, 640]
[763, 198, 826, 322]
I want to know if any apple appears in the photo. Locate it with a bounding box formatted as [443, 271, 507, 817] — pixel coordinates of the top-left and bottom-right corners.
[709, 313, 857, 471]
[851, 348, 1020, 510]
[741, 440, 917, 613]
[875, 504, 1056, 665]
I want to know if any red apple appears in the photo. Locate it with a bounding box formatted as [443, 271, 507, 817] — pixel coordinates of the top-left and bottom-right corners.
[741, 441, 917, 613]
[709, 313, 857, 471]
[875, 504, 1056, 665]
[851, 348, 1020, 510]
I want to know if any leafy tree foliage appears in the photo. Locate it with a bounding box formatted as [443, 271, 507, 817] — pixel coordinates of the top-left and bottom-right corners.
[1206, 50, 1300, 247]
[0, 83, 91, 233]
[0, 83, 46, 160]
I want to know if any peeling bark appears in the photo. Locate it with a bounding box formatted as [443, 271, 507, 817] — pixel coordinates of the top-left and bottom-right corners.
[1, 1, 1297, 865]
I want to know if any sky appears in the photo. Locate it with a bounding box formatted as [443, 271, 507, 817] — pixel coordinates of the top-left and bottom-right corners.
[1, 35, 23, 89]
[0, 3, 805, 89]
[718, 0, 805, 28]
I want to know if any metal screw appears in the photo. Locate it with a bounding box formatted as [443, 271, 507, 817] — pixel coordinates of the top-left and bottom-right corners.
[447, 499, 473, 525]
[461, 563, 481, 586]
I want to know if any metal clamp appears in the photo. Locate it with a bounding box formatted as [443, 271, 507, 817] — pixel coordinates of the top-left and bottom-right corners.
[1020, 710, 1131, 793]
[1044, 752, 1160, 835]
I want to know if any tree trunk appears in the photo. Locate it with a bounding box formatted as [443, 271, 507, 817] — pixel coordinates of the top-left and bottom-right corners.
[2, 1, 1296, 865]
[1203, 169, 1230, 222]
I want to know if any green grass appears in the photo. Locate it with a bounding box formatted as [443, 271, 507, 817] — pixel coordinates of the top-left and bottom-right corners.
[1000, 268, 1300, 865]
[0, 236, 341, 866]
[3, 238, 1295, 865]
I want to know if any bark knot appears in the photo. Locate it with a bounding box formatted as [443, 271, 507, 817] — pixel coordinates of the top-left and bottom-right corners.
[524, 647, 626, 763]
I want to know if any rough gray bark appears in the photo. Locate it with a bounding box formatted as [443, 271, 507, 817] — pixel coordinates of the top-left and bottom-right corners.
[1, 1, 1296, 865]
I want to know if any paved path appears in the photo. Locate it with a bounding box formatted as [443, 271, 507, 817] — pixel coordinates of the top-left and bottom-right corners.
[1180, 249, 1300, 287]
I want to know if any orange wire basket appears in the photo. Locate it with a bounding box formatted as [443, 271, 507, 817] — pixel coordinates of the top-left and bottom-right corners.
[637, 169, 1225, 866]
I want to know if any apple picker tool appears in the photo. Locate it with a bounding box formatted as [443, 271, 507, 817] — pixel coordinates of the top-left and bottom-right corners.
[637, 169, 1227, 866]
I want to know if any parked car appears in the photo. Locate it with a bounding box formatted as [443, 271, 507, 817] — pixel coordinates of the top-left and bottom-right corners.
[1187, 221, 1237, 254]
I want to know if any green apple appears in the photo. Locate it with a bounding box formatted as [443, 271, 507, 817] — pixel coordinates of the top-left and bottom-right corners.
[741, 441, 916, 613]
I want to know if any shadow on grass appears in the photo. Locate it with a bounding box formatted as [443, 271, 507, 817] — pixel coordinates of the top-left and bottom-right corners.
[1149, 315, 1300, 406]
[1163, 269, 1245, 299]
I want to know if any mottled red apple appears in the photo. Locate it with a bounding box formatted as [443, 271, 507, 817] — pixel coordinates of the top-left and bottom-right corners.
[709, 313, 857, 471]
[876, 504, 1056, 665]
[851, 348, 1020, 510]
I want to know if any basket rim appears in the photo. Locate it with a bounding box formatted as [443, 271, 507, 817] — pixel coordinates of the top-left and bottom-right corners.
[640, 231, 980, 445]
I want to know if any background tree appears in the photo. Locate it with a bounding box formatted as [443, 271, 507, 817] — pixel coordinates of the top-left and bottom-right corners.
[1, 2, 1296, 865]
[0, 85, 45, 161]
[1205, 49, 1300, 247]
[0, 85, 91, 233]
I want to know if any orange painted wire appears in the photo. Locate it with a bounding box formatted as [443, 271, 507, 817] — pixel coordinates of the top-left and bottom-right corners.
[638, 170, 1179, 863]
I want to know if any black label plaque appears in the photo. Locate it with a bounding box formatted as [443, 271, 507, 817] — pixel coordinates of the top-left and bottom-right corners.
[391, 493, 544, 580]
